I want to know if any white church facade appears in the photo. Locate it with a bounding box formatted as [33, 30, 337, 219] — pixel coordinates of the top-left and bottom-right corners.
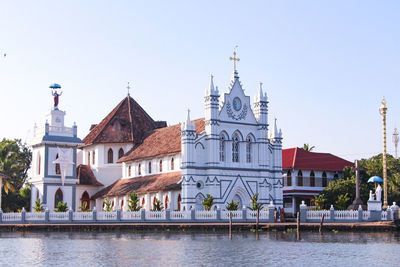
[28, 59, 284, 212]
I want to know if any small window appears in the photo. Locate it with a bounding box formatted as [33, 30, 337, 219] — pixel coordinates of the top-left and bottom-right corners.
[118, 148, 124, 159]
[108, 148, 113, 164]
[177, 194, 181, 211]
[88, 151, 90, 166]
[54, 188, 63, 208]
[159, 160, 163, 172]
[310, 171, 315, 187]
[171, 158, 175, 170]
[165, 195, 169, 210]
[55, 154, 60, 175]
[81, 191, 90, 210]
[92, 151, 95, 165]
[219, 135, 225, 162]
[128, 166, 131, 177]
[232, 134, 239, 162]
[322, 171, 328, 187]
[246, 136, 252, 163]
[148, 162, 152, 174]
[138, 164, 141, 175]
[113, 121, 121, 131]
[37, 152, 41, 175]
[297, 170, 303, 186]
[287, 170, 292, 186]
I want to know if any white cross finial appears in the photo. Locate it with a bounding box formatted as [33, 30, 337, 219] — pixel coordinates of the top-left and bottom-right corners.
[229, 46, 240, 71]
[127, 82, 131, 96]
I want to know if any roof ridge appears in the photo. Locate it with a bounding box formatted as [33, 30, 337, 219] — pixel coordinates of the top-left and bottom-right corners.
[292, 147, 298, 169]
[127, 96, 135, 143]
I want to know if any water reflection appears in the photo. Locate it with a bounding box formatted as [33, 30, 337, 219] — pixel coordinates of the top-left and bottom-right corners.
[0, 231, 399, 266]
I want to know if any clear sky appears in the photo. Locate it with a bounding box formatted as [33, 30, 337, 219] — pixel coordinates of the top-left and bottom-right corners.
[1, 1, 399, 161]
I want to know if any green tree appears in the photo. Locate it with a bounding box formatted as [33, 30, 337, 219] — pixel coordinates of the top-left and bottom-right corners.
[302, 143, 315, 152]
[335, 193, 350, 210]
[249, 193, 263, 211]
[128, 192, 142, 211]
[54, 201, 68, 212]
[78, 201, 90, 212]
[33, 198, 45, 212]
[152, 198, 163, 211]
[202, 194, 215, 211]
[103, 198, 112, 212]
[226, 199, 239, 211]
[0, 139, 32, 212]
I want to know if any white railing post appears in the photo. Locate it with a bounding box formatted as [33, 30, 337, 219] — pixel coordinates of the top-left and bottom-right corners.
[391, 202, 399, 220]
[45, 208, 49, 222]
[21, 208, 26, 223]
[116, 208, 121, 222]
[191, 208, 195, 221]
[216, 208, 221, 221]
[68, 208, 73, 222]
[358, 205, 363, 222]
[92, 207, 97, 222]
[330, 205, 335, 222]
[141, 209, 146, 221]
[268, 201, 275, 222]
[242, 206, 247, 221]
[165, 208, 170, 221]
[299, 201, 307, 222]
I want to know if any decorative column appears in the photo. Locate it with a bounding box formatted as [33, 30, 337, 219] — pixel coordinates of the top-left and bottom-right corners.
[379, 98, 388, 209]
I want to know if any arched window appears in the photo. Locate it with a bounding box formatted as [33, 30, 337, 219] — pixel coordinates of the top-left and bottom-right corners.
[287, 170, 292, 186]
[37, 152, 41, 175]
[334, 173, 339, 179]
[177, 194, 181, 211]
[153, 196, 157, 210]
[171, 158, 175, 170]
[219, 135, 226, 162]
[138, 164, 141, 175]
[142, 197, 145, 206]
[81, 191, 90, 211]
[118, 148, 124, 159]
[165, 195, 169, 210]
[322, 171, 328, 187]
[128, 166, 131, 177]
[297, 170, 303, 186]
[107, 148, 113, 163]
[232, 134, 240, 162]
[148, 162, 152, 174]
[159, 160, 163, 172]
[55, 154, 60, 175]
[246, 135, 253, 163]
[88, 151, 90, 166]
[92, 151, 95, 165]
[54, 188, 63, 208]
[310, 170, 315, 187]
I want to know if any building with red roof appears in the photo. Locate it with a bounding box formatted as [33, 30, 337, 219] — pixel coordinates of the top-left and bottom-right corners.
[282, 147, 353, 215]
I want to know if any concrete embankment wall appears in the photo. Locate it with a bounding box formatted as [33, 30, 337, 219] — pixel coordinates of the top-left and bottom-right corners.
[0, 222, 397, 232]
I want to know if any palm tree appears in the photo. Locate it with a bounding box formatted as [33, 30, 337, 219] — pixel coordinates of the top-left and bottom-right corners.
[202, 194, 215, 211]
[303, 143, 315, 152]
[128, 191, 142, 211]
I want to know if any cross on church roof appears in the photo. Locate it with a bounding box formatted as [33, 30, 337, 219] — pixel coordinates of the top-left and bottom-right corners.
[127, 82, 131, 96]
[229, 48, 240, 71]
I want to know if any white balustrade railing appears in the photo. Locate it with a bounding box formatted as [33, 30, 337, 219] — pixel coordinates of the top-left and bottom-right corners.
[96, 211, 117, 220]
[306, 210, 331, 220]
[221, 210, 243, 220]
[48, 126, 74, 136]
[170, 211, 191, 220]
[26, 212, 45, 221]
[195, 210, 217, 220]
[362, 211, 370, 221]
[145, 211, 165, 220]
[121, 211, 141, 220]
[73, 212, 93, 221]
[246, 210, 269, 220]
[334, 210, 358, 220]
[2, 213, 22, 222]
[49, 212, 69, 221]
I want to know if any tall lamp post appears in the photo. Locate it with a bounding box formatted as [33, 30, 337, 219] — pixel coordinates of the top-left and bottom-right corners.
[379, 98, 388, 209]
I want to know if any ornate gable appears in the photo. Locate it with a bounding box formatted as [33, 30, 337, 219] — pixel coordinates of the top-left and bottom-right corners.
[219, 71, 257, 123]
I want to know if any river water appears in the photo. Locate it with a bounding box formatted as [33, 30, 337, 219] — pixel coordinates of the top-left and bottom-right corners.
[0, 231, 399, 267]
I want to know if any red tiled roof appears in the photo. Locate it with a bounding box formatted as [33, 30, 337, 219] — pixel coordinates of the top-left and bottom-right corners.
[282, 148, 353, 171]
[118, 118, 205, 163]
[91, 171, 182, 199]
[82, 96, 165, 146]
[76, 164, 104, 186]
